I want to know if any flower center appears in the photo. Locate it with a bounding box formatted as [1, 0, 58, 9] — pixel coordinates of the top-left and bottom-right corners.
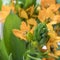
[23, 31, 28, 35]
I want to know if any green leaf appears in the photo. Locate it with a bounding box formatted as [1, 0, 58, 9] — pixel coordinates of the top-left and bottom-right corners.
[34, 23, 49, 47]
[24, 0, 36, 9]
[8, 53, 12, 60]
[3, 12, 26, 60]
[0, 40, 9, 60]
[16, 0, 36, 9]
[0, 0, 2, 10]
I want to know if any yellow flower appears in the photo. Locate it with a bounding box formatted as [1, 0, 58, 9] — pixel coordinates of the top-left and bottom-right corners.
[13, 21, 34, 40]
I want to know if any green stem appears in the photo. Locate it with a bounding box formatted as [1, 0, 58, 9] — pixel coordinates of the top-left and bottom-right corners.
[27, 54, 41, 60]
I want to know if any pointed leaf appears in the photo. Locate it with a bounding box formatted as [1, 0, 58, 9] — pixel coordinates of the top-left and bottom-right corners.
[0, 40, 9, 60]
[3, 12, 26, 60]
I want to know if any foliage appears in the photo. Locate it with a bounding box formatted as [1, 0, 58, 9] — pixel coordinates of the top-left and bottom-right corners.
[0, 0, 60, 60]
[0, 0, 2, 10]
[3, 12, 26, 60]
[34, 23, 49, 47]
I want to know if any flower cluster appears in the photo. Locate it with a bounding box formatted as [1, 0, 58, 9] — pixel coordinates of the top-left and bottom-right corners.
[0, 0, 60, 60]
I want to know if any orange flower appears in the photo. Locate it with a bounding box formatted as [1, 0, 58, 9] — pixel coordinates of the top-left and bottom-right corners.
[38, 8, 47, 22]
[38, 7, 55, 23]
[19, 9, 28, 19]
[41, 0, 56, 8]
[27, 18, 37, 33]
[2, 5, 12, 12]
[26, 5, 34, 16]
[55, 51, 60, 56]
[46, 23, 60, 57]
[0, 5, 15, 23]
[46, 8, 55, 20]
[0, 11, 10, 23]
[38, 4, 60, 23]
[27, 18, 37, 26]
[47, 4, 60, 12]
[46, 23, 59, 41]
[52, 15, 60, 23]
[13, 21, 33, 40]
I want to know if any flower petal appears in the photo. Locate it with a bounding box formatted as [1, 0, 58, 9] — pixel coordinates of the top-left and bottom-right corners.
[20, 21, 30, 31]
[27, 18, 37, 26]
[41, 0, 56, 8]
[46, 8, 55, 20]
[38, 9, 47, 22]
[19, 9, 28, 19]
[0, 11, 10, 23]
[2, 5, 11, 12]
[52, 15, 60, 23]
[55, 51, 60, 56]
[47, 4, 60, 12]
[26, 5, 34, 16]
[13, 29, 27, 40]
